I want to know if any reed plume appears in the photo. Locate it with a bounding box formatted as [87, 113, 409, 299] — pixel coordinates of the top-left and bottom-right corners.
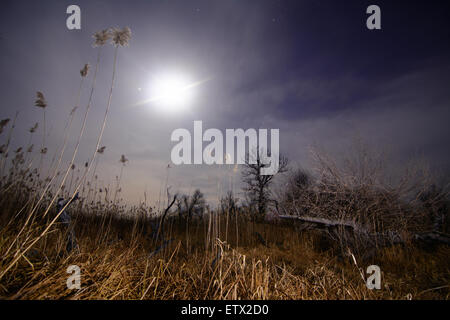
[34, 91, 47, 174]
[80, 64, 90, 77]
[114, 154, 129, 204]
[29, 123, 38, 133]
[93, 29, 111, 47]
[34, 91, 47, 108]
[0, 118, 10, 134]
[111, 27, 132, 47]
[120, 154, 128, 165]
[97, 146, 106, 154]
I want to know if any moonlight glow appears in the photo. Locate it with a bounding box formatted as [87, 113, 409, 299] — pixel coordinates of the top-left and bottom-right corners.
[149, 73, 194, 111]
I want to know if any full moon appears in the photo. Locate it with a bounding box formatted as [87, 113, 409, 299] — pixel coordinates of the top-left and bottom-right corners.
[149, 73, 194, 111]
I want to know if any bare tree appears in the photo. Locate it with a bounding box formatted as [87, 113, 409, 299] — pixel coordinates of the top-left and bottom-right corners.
[176, 189, 206, 219]
[220, 191, 239, 215]
[241, 149, 288, 219]
[279, 167, 312, 216]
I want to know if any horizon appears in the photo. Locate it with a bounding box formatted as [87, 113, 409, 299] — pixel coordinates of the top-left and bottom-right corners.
[1, 0, 450, 206]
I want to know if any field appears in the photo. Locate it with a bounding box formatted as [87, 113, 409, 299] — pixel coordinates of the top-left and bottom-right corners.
[0, 180, 449, 299]
[0, 26, 449, 300]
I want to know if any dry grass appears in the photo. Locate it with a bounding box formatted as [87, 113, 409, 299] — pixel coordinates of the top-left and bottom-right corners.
[0, 202, 448, 300]
[1, 123, 448, 300]
[0, 28, 448, 301]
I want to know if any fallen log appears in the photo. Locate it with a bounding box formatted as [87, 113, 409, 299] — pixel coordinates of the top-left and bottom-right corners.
[278, 215, 450, 247]
[278, 215, 358, 230]
[414, 231, 450, 246]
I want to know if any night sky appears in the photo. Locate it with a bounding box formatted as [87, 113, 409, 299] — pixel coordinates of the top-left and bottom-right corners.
[1, 0, 450, 204]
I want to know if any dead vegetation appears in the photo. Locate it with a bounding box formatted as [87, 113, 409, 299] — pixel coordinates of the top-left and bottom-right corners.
[0, 181, 448, 300]
[0, 29, 448, 300]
